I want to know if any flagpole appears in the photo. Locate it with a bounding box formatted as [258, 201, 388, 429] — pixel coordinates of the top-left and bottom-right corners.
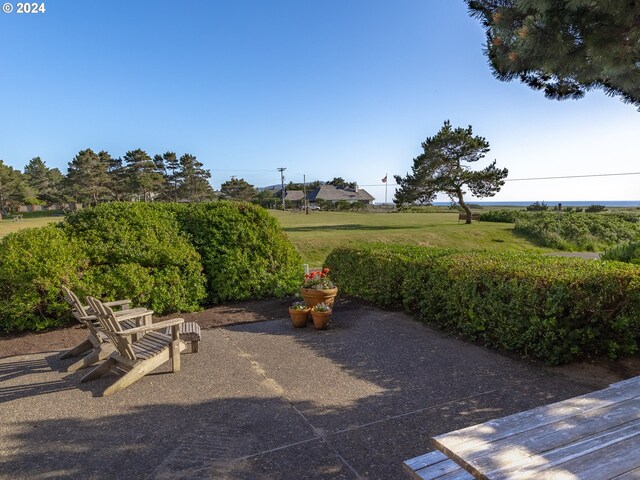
[384, 173, 388, 205]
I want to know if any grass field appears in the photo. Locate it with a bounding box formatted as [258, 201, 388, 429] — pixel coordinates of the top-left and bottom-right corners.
[0, 209, 549, 266]
[0, 216, 62, 238]
[271, 210, 548, 265]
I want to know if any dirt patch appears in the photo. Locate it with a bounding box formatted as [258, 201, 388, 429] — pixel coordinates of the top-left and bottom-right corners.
[1, 297, 638, 387]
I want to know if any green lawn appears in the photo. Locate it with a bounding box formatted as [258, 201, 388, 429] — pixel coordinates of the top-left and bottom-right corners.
[271, 210, 549, 266]
[0, 216, 62, 238]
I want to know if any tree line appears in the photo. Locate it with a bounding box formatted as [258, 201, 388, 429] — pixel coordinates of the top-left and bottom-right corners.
[0, 149, 214, 212]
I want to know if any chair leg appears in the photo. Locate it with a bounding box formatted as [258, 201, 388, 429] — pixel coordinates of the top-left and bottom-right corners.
[170, 326, 181, 372]
[66, 344, 113, 372]
[102, 355, 167, 396]
[59, 339, 93, 359]
[80, 357, 116, 383]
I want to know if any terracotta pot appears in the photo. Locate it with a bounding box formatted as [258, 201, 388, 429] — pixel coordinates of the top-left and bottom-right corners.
[289, 308, 309, 328]
[310, 310, 331, 330]
[300, 287, 338, 309]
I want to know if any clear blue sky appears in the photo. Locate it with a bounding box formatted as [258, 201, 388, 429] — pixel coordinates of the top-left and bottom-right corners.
[1, 0, 639, 203]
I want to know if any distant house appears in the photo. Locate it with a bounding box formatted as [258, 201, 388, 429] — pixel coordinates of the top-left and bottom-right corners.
[307, 185, 374, 205]
[270, 184, 375, 207]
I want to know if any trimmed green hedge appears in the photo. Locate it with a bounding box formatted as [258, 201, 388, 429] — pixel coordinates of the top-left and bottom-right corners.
[172, 202, 302, 303]
[0, 201, 302, 333]
[326, 245, 640, 365]
[63, 203, 206, 315]
[0, 225, 86, 332]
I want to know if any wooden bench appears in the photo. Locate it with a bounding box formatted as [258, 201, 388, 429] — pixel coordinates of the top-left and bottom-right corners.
[403, 451, 472, 479]
[457, 212, 480, 223]
[405, 376, 640, 480]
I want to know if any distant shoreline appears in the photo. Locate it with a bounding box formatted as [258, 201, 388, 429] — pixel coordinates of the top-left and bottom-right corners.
[431, 200, 640, 207]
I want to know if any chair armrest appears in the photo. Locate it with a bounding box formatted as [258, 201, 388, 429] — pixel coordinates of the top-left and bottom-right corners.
[104, 299, 132, 308]
[112, 309, 154, 323]
[113, 307, 150, 318]
[116, 318, 184, 337]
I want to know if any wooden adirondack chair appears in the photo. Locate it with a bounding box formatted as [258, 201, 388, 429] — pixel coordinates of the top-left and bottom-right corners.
[59, 286, 152, 372]
[81, 296, 185, 396]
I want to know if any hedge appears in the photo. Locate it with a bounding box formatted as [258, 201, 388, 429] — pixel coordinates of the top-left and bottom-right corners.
[0, 201, 302, 333]
[171, 202, 302, 303]
[0, 225, 86, 332]
[63, 203, 206, 314]
[325, 245, 640, 365]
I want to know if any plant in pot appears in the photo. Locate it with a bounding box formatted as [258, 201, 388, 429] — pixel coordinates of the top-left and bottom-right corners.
[301, 267, 338, 309]
[310, 302, 332, 330]
[288, 301, 310, 328]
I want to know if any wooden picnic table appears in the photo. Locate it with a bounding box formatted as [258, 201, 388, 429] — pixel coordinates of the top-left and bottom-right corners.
[430, 376, 640, 479]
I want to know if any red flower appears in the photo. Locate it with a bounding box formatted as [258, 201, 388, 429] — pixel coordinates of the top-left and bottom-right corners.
[323, 267, 330, 274]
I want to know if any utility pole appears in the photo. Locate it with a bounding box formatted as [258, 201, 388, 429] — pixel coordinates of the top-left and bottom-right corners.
[303, 174, 308, 214]
[277, 167, 286, 210]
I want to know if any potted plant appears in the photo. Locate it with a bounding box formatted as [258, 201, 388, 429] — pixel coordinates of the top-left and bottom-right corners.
[301, 267, 338, 308]
[288, 301, 310, 328]
[310, 302, 332, 330]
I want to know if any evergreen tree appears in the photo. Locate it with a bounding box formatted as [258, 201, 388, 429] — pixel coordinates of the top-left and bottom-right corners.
[105, 154, 128, 201]
[0, 160, 29, 212]
[467, 1, 640, 107]
[326, 177, 356, 189]
[123, 149, 165, 202]
[154, 151, 181, 201]
[220, 177, 257, 202]
[66, 149, 111, 205]
[24, 157, 64, 204]
[394, 121, 508, 224]
[177, 153, 214, 202]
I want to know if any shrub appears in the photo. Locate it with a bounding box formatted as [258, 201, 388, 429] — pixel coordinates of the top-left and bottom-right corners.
[602, 240, 640, 265]
[514, 212, 640, 251]
[0, 225, 86, 332]
[526, 201, 549, 211]
[63, 203, 206, 314]
[586, 204, 607, 213]
[478, 209, 523, 223]
[326, 243, 454, 307]
[326, 245, 640, 364]
[172, 201, 302, 303]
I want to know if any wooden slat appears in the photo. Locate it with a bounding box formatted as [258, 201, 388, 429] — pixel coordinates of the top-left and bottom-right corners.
[448, 397, 640, 474]
[432, 377, 640, 480]
[403, 451, 473, 480]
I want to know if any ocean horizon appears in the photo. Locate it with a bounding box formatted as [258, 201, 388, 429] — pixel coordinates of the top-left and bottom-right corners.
[430, 200, 640, 208]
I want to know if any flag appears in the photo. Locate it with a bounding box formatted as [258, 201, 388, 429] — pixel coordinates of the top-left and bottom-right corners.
[381, 175, 387, 183]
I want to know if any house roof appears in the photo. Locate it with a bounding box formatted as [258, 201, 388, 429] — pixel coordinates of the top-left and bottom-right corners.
[307, 185, 375, 202]
[285, 190, 304, 201]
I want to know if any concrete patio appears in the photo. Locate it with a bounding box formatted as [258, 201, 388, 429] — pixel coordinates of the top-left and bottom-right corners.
[0, 304, 595, 479]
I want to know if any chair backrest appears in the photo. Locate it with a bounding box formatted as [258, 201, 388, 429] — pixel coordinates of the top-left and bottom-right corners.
[61, 285, 91, 319]
[87, 296, 137, 361]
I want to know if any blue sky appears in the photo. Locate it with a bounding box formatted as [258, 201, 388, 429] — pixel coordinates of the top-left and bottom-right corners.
[1, 0, 638, 203]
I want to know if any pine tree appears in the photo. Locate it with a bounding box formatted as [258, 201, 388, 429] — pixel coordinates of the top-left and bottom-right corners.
[466, 1, 640, 107]
[123, 149, 165, 202]
[220, 177, 257, 202]
[0, 160, 30, 212]
[23, 157, 63, 204]
[177, 154, 214, 202]
[66, 149, 112, 205]
[154, 152, 181, 201]
[394, 121, 508, 223]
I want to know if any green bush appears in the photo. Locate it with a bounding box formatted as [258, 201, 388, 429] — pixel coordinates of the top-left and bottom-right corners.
[1, 201, 302, 333]
[478, 209, 523, 223]
[63, 203, 206, 314]
[0, 225, 86, 332]
[326, 245, 640, 364]
[514, 212, 640, 251]
[172, 201, 302, 303]
[602, 240, 640, 265]
[326, 244, 454, 307]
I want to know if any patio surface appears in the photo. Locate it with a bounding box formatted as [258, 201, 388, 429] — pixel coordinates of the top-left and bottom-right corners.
[0, 304, 596, 479]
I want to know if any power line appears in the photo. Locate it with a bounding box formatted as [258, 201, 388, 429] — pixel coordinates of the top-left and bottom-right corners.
[506, 172, 640, 181]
